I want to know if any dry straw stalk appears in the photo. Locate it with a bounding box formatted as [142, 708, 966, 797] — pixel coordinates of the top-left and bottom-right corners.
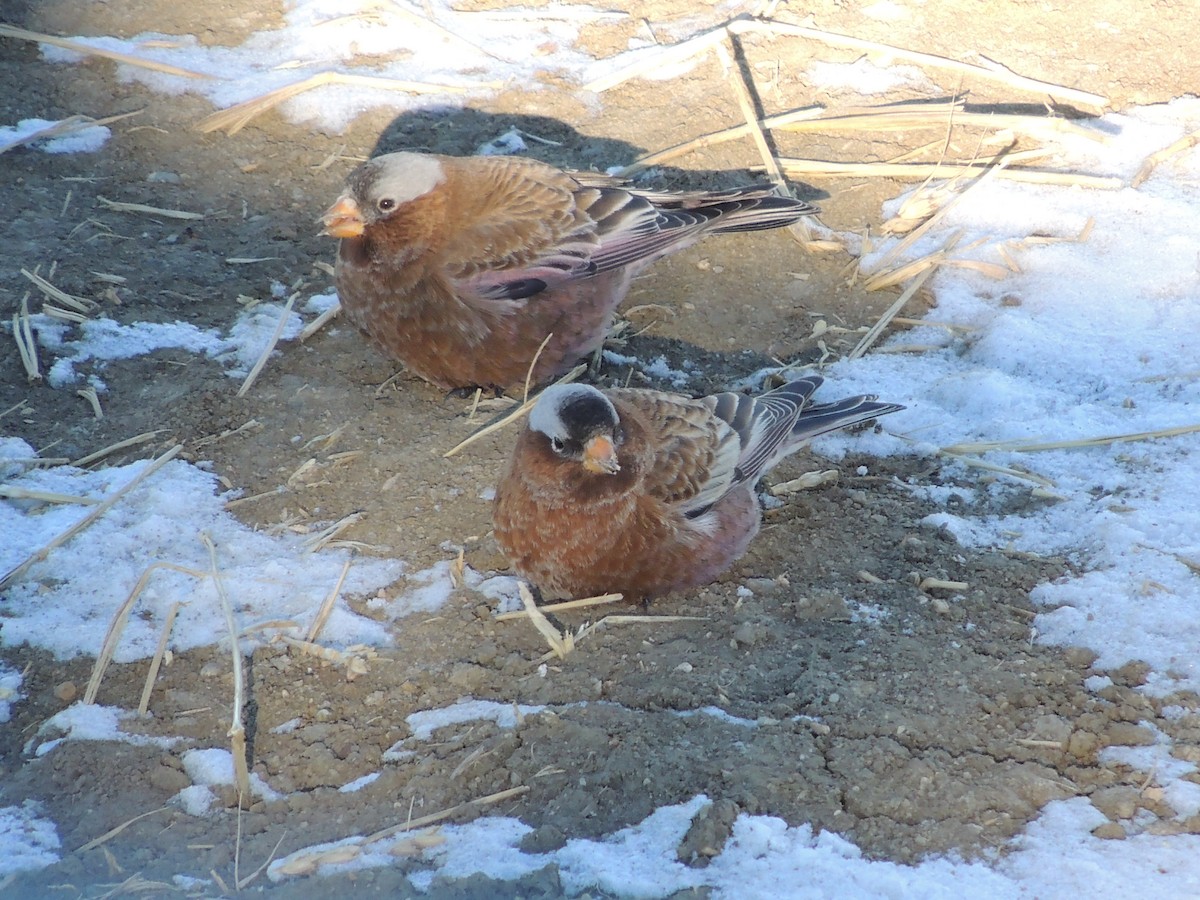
[0, 24, 214, 79]
[97, 195, 204, 220]
[443, 363, 588, 458]
[84, 561, 205, 706]
[237, 292, 297, 397]
[944, 423, 1200, 455]
[0, 110, 143, 155]
[776, 158, 1122, 189]
[1, 444, 183, 592]
[203, 533, 252, 803]
[194, 71, 500, 136]
[728, 18, 1108, 110]
[138, 601, 182, 715]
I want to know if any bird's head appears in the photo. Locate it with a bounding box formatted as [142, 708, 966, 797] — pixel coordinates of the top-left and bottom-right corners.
[319, 151, 445, 239]
[528, 384, 623, 476]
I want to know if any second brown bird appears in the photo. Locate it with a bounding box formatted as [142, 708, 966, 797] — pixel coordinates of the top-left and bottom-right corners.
[321, 152, 816, 391]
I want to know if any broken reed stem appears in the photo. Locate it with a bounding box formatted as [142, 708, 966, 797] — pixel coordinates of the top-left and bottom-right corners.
[523, 331, 556, 405]
[1131, 128, 1200, 188]
[77, 386, 103, 419]
[72, 431, 163, 467]
[0, 444, 183, 593]
[768, 469, 839, 495]
[443, 364, 587, 457]
[935, 448, 1057, 487]
[83, 561, 206, 706]
[138, 601, 182, 715]
[237, 832, 288, 891]
[495, 592, 624, 622]
[519, 582, 574, 659]
[237, 292, 297, 397]
[728, 18, 1108, 110]
[779, 108, 1108, 142]
[21, 266, 94, 312]
[863, 158, 1010, 278]
[535, 615, 707, 664]
[615, 104, 825, 177]
[306, 555, 352, 642]
[0, 24, 215, 79]
[298, 300, 341, 342]
[0, 486, 102, 505]
[848, 255, 941, 359]
[0, 109, 144, 155]
[97, 195, 204, 220]
[584, 23, 730, 93]
[194, 71, 499, 136]
[775, 158, 1122, 189]
[202, 533, 251, 804]
[364, 785, 530, 845]
[13, 294, 40, 380]
[944, 422, 1200, 455]
[75, 807, 170, 854]
[716, 38, 786, 192]
[304, 511, 363, 553]
[616, 100, 1104, 179]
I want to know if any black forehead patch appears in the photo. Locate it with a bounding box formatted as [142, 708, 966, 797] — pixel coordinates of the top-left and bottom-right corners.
[559, 393, 619, 438]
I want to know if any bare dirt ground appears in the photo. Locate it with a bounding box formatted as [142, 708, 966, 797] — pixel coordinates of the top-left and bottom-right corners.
[3, 0, 1200, 896]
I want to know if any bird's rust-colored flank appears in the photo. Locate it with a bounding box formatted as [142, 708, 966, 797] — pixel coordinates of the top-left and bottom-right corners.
[321, 151, 817, 392]
[493, 378, 904, 602]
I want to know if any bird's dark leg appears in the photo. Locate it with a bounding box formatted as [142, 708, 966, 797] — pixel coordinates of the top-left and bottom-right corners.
[442, 384, 506, 404]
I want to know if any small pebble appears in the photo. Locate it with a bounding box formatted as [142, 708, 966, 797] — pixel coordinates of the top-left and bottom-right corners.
[54, 681, 77, 702]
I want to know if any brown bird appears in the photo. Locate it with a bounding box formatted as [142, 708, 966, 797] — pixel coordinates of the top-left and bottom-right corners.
[320, 152, 816, 391]
[493, 376, 903, 602]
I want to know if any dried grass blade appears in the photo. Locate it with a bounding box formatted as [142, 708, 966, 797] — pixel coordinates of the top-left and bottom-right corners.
[935, 449, 1057, 487]
[75, 807, 170, 853]
[518, 582, 570, 659]
[304, 511, 364, 553]
[13, 295, 41, 381]
[944, 423, 1200, 455]
[97, 195, 204, 220]
[237, 292, 297, 397]
[717, 38, 786, 191]
[443, 364, 587, 458]
[364, 785, 530, 844]
[849, 254, 940, 359]
[0, 24, 214, 79]
[1131, 128, 1200, 188]
[202, 533, 251, 803]
[21, 267, 94, 312]
[614, 104, 825, 177]
[1, 445, 183, 592]
[299, 300, 340, 341]
[776, 158, 1121, 188]
[0, 486, 102, 505]
[730, 19, 1107, 109]
[306, 555, 352, 642]
[0, 110, 144, 155]
[72, 431, 163, 468]
[584, 24, 729, 93]
[83, 561, 206, 705]
[495, 592, 624, 621]
[137, 601, 182, 716]
[194, 72, 492, 136]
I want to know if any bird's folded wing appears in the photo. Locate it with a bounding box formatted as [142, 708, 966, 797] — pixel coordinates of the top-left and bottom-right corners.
[614, 389, 743, 517]
[440, 157, 601, 299]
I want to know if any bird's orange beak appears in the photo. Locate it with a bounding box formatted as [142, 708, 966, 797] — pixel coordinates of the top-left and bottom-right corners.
[582, 434, 620, 475]
[320, 196, 364, 239]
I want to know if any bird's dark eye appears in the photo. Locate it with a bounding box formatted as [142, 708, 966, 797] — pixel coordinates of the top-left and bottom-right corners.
[377, 197, 396, 212]
[549, 437, 566, 454]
